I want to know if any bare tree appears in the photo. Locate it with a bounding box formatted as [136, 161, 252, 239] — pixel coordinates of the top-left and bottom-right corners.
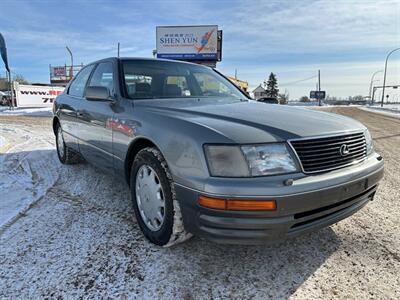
[278, 90, 289, 104]
[299, 96, 310, 102]
[0, 77, 8, 90]
[13, 74, 29, 84]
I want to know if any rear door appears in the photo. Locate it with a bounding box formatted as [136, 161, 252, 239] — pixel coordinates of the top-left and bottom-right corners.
[76, 61, 116, 172]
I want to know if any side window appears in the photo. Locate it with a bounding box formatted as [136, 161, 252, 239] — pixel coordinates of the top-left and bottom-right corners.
[124, 74, 153, 99]
[88, 62, 114, 94]
[68, 65, 94, 97]
[165, 76, 190, 96]
[193, 72, 232, 97]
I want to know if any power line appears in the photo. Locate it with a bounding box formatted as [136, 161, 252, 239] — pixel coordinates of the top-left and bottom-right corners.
[280, 75, 318, 86]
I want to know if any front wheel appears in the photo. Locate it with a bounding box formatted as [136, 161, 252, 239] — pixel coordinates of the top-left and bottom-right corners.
[130, 147, 191, 247]
[55, 124, 81, 164]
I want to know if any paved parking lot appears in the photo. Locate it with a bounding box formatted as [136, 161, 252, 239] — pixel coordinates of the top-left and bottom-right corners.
[0, 107, 399, 299]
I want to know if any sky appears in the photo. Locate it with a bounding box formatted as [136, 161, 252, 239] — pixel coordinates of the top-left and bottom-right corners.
[1, 0, 399, 99]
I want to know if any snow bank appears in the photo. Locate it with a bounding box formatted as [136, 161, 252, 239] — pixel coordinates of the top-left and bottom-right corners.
[0, 107, 52, 117]
[287, 101, 320, 106]
[367, 104, 400, 112]
[0, 126, 59, 229]
[360, 104, 400, 119]
[0, 135, 7, 149]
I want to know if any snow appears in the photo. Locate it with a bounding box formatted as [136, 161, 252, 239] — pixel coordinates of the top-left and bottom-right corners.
[0, 111, 399, 298]
[359, 104, 400, 118]
[0, 135, 7, 149]
[287, 101, 320, 106]
[0, 126, 59, 229]
[0, 107, 53, 117]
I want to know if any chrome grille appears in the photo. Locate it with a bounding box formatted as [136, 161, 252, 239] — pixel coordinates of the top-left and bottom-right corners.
[290, 132, 367, 173]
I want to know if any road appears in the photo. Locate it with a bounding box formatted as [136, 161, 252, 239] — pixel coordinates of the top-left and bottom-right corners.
[0, 108, 399, 299]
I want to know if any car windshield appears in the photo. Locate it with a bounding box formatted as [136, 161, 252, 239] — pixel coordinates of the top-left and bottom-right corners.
[122, 60, 246, 100]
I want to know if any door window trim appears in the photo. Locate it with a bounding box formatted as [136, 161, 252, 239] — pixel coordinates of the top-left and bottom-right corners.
[67, 63, 96, 99]
[87, 61, 116, 98]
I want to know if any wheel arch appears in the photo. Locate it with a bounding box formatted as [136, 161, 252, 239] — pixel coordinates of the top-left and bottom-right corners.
[125, 137, 162, 185]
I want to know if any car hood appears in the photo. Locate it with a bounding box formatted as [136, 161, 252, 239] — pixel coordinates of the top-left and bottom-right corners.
[137, 98, 366, 143]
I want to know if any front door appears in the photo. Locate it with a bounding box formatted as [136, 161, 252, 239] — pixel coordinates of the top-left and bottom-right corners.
[76, 61, 116, 172]
[59, 64, 95, 151]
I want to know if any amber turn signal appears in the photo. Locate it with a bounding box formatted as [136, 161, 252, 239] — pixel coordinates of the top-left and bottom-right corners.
[198, 195, 276, 211]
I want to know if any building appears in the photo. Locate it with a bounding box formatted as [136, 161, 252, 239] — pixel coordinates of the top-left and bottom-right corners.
[252, 84, 267, 99]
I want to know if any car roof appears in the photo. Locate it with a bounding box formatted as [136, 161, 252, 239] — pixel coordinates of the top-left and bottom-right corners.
[88, 56, 211, 68]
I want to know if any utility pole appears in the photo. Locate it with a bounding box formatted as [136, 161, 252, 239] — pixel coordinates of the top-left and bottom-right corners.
[318, 69, 321, 106]
[117, 42, 120, 58]
[381, 47, 400, 107]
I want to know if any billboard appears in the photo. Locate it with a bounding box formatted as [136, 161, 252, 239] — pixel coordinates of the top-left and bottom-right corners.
[50, 66, 67, 77]
[14, 82, 65, 107]
[49, 64, 83, 85]
[156, 25, 218, 60]
[310, 90, 326, 99]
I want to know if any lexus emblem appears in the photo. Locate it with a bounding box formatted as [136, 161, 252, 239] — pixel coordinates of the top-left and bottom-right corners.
[340, 144, 350, 156]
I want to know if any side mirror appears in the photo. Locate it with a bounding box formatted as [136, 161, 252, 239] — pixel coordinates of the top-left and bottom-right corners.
[85, 86, 112, 101]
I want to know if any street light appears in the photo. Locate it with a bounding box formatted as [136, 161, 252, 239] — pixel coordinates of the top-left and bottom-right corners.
[370, 80, 380, 103]
[371, 83, 381, 103]
[369, 70, 382, 100]
[66, 46, 73, 80]
[381, 47, 400, 107]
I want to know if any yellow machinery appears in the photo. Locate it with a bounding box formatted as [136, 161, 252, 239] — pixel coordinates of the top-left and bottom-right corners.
[227, 76, 249, 92]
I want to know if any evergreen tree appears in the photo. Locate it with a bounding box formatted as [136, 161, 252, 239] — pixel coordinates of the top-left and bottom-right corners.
[264, 73, 278, 98]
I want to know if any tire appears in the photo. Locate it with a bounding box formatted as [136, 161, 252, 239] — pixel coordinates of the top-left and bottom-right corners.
[130, 147, 191, 247]
[55, 124, 82, 164]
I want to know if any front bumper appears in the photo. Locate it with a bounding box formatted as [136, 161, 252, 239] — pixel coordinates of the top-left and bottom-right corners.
[175, 153, 384, 244]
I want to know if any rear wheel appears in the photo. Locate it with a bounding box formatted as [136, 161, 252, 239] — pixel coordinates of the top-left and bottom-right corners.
[55, 124, 81, 164]
[130, 147, 191, 246]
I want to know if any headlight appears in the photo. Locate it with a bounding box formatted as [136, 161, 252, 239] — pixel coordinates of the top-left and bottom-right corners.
[204, 145, 250, 177]
[365, 129, 373, 155]
[204, 143, 299, 177]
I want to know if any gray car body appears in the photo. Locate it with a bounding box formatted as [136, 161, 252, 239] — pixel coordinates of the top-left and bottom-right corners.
[53, 57, 384, 244]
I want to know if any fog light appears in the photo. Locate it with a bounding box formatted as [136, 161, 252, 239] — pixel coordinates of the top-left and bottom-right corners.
[198, 195, 276, 211]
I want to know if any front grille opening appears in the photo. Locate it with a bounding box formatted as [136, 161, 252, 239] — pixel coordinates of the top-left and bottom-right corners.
[291, 185, 376, 229]
[290, 132, 367, 173]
